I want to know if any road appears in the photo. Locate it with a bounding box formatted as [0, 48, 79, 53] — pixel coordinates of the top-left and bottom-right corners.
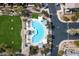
[48, 3, 79, 56]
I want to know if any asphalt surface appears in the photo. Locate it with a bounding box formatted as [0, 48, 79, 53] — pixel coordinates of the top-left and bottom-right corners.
[48, 3, 79, 56]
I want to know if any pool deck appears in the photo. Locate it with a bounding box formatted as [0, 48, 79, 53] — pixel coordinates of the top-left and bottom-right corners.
[20, 5, 52, 55]
[26, 17, 48, 46]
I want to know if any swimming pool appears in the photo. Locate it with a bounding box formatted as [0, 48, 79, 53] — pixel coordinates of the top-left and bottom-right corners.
[32, 20, 46, 45]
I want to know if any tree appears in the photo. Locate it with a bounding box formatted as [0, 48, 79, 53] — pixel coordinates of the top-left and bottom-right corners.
[29, 46, 39, 55]
[42, 10, 49, 17]
[33, 4, 41, 11]
[41, 49, 44, 55]
[42, 44, 50, 56]
[47, 34, 52, 44]
[34, 4, 41, 8]
[0, 43, 13, 55]
[47, 22, 55, 30]
[22, 10, 31, 17]
[62, 3, 65, 6]
[14, 6, 23, 15]
[0, 48, 5, 53]
[44, 48, 50, 55]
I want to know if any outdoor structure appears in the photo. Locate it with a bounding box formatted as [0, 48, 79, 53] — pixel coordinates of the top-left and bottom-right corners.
[58, 40, 79, 56]
[21, 3, 52, 56]
[62, 3, 79, 14]
[64, 48, 79, 56]
[57, 3, 79, 23]
[26, 17, 48, 46]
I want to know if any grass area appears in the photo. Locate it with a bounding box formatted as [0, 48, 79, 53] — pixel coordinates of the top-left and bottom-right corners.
[0, 16, 22, 52]
[32, 12, 38, 19]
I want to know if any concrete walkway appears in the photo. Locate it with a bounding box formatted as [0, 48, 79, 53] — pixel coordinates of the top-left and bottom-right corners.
[21, 16, 29, 56]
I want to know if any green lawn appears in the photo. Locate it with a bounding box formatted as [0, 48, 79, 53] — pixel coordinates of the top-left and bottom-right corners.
[32, 12, 38, 19]
[0, 16, 22, 52]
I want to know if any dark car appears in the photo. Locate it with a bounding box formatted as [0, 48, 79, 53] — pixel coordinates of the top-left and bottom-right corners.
[50, 14, 52, 18]
[55, 3, 60, 6]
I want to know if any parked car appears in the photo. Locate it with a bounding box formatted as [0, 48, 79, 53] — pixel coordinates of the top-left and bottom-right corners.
[50, 13, 53, 18]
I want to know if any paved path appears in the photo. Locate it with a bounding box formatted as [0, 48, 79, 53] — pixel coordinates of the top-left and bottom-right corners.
[21, 17, 29, 56]
[48, 3, 79, 56]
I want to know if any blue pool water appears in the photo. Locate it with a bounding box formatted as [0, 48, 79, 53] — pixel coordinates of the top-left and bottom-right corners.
[32, 20, 45, 45]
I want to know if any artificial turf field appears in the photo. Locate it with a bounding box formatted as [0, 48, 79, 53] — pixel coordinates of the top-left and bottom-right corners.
[0, 16, 22, 52]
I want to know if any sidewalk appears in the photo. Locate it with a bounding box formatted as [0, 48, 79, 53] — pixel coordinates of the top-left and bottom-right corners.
[21, 16, 30, 56]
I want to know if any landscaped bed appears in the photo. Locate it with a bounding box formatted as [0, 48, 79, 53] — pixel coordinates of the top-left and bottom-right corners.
[60, 13, 79, 22]
[0, 16, 22, 53]
[74, 40, 79, 47]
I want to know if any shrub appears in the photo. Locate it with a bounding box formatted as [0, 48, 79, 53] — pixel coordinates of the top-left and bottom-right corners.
[76, 13, 79, 18]
[74, 41, 79, 47]
[62, 16, 70, 21]
[58, 50, 64, 56]
[71, 15, 78, 21]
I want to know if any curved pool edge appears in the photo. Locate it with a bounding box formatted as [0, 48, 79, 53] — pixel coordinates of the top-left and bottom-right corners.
[31, 20, 47, 46]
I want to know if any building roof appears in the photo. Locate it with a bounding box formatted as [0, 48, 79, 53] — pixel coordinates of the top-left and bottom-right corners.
[64, 48, 79, 56]
[65, 3, 79, 9]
